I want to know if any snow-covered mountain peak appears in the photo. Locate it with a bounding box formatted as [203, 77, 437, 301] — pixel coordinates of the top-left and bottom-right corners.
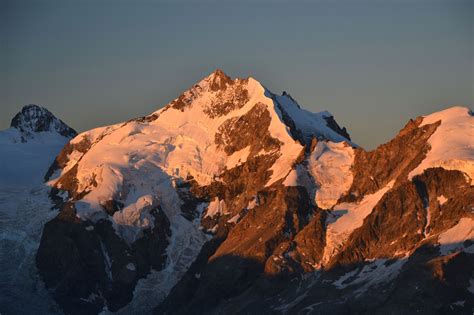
[45, 70, 353, 238]
[31, 72, 474, 314]
[35, 71, 358, 312]
[9, 104, 77, 142]
[157, 70, 350, 144]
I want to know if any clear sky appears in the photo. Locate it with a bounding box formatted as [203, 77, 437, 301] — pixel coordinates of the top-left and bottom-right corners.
[1, 0, 472, 149]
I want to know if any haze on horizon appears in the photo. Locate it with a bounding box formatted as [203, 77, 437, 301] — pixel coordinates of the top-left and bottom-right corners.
[1, 0, 472, 149]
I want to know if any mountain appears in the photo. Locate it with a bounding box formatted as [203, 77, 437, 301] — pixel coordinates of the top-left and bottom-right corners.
[0, 105, 76, 314]
[33, 70, 474, 314]
[0, 104, 77, 186]
[10, 104, 77, 141]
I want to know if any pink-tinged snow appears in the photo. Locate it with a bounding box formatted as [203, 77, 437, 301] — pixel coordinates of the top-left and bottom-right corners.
[282, 141, 354, 209]
[227, 214, 241, 224]
[282, 164, 313, 188]
[53, 76, 253, 223]
[225, 146, 251, 169]
[46, 72, 354, 309]
[251, 90, 304, 187]
[42, 73, 304, 307]
[52, 71, 345, 242]
[408, 106, 474, 182]
[204, 198, 228, 218]
[322, 180, 395, 265]
[437, 195, 448, 205]
[438, 218, 474, 255]
[307, 141, 354, 209]
[48, 125, 121, 182]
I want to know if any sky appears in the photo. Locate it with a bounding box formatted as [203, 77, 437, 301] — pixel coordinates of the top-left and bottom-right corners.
[1, 0, 472, 149]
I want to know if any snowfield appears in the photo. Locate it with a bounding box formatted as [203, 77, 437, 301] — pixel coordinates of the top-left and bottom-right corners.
[308, 141, 354, 209]
[0, 185, 61, 314]
[0, 128, 71, 187]
[408, 106, 474, 182]
[322, 180, 395, 265]
[438, 218, 474, 255]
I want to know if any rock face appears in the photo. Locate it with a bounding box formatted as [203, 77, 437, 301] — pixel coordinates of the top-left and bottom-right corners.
[35, 70, 473, 314]
[36, 204, 170, 315]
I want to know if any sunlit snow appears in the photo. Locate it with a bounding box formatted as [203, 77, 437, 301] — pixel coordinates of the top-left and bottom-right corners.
[322, 180, 395, 264]
[408, 106, 474, 182]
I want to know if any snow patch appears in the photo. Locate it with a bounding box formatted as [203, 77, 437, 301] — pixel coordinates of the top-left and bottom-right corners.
[204, 198, 227, 218]
[227, 214, 240, 224]
[225, 146, 251, 169]
[408, 107, 474, 181]
[308, 141, 354, 209]
[438, 218, 474, 255]
[468, 278, 474, 294]
[322, 180, 395, 264]
[283, 164, 312, 189]
[51, 73, 357, 247]
[437, 195, 448, 205]
[334, 258, 407, 295]
[272, 93, 351, 143]
[112, 195, 157, 244]
[246, 195, 259, 210]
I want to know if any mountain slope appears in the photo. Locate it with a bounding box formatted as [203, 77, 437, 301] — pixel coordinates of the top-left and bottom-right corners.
[0, 105, 76, 314]
[34, 71, 473, 314]
[0, 104, 77, 186]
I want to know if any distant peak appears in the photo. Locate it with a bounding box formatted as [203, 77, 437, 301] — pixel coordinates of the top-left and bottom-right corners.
[10, 104, 77, 140]
[21, 104, 44, 111]
[11, 104, 53, 128]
